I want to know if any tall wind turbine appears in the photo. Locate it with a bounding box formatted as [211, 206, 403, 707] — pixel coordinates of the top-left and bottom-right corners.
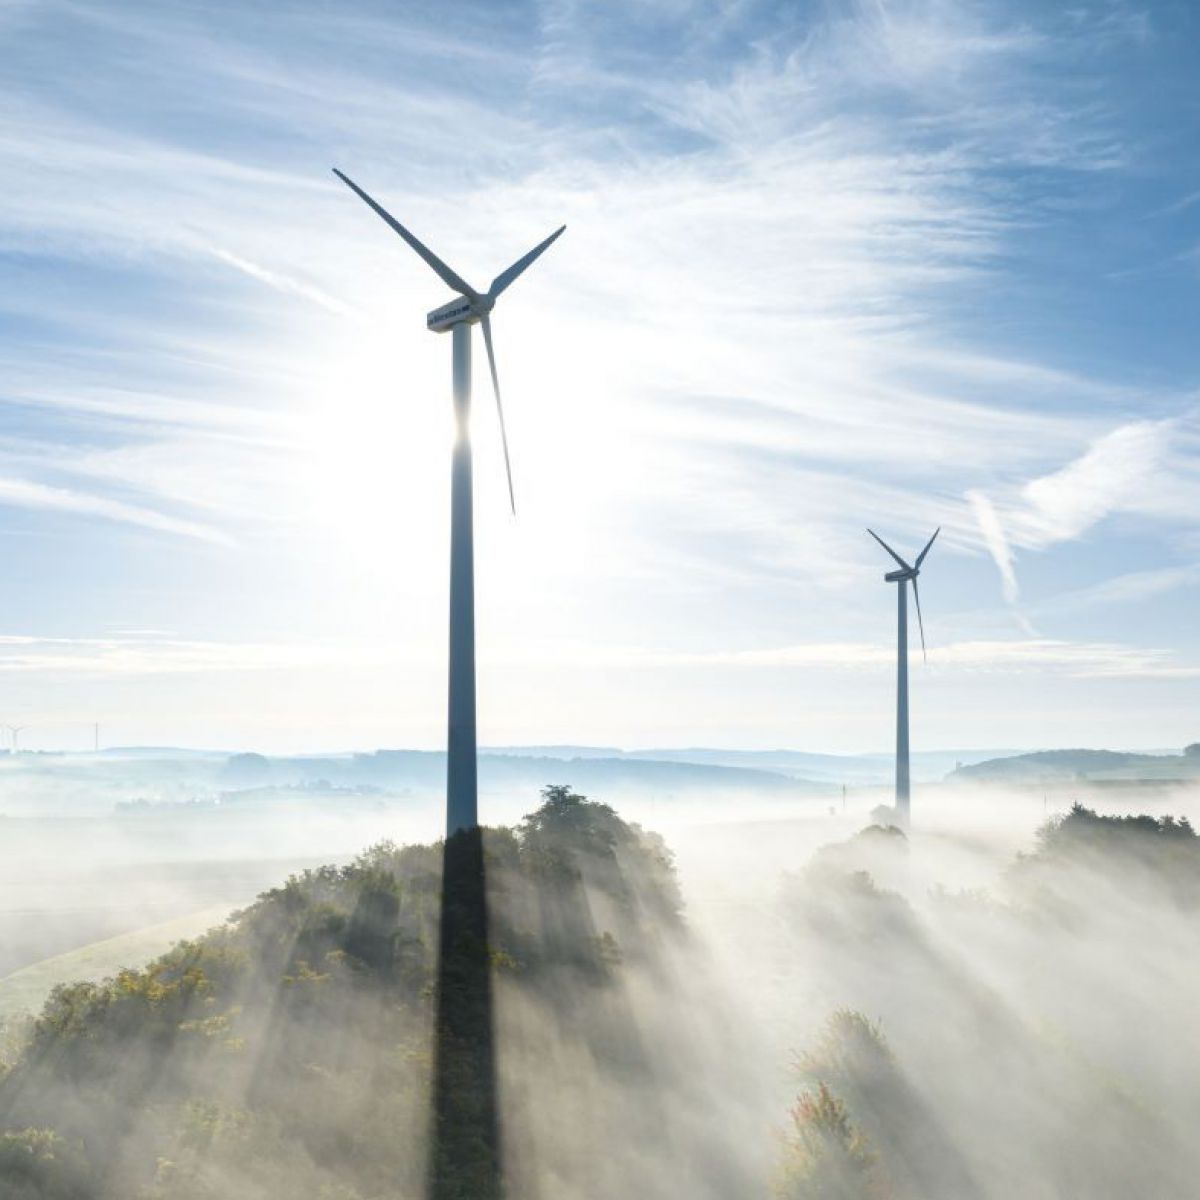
[334, 169, 565, 837]
[867, 527, 939, 826]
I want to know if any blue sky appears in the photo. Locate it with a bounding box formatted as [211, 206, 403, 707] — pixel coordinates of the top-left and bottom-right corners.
[1, 0, 1199, 753]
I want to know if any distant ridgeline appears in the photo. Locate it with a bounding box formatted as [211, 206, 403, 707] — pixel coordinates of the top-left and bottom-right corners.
[0, 788, 715, 1200]
[79, 747, 826, 810]
[948, 744, 1200, 787]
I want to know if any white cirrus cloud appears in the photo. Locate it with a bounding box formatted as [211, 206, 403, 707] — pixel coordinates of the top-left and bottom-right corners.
[1018, 419, 1174, 545]
[965, 488, 1020, 604]
[0, 478, 233, 544]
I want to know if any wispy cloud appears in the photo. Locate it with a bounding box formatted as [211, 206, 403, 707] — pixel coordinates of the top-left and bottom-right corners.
[962, 415, 1199, 610]
[1034, 562, 1200, 616]
[966, 488, 1020, 604]
[210, 248, 359, 317]
[0, 0, 1195, 744]
[495, 634, 1200, 679]
[0, 0, 1145, 573]
[0, 629, 1190, 683]
[0, 633, 356, 674]
[0, 478, 232, 544]
[1019, 418, 1174, 544]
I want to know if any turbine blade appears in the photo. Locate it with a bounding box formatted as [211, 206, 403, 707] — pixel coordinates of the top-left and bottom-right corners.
[332, 169, 479, 299]
[915, 525, 940, 568]
[480, 314, 516, 515]
[488, 225, 566, 299]
[912, 577, 928, 663]
[867, 528, 913, 572]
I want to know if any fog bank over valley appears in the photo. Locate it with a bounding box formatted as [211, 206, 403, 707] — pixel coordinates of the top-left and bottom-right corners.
[1, 745, 1199, 1196]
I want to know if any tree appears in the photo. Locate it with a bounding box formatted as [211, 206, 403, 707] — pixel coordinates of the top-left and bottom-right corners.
[775, 1083, 886, 1200]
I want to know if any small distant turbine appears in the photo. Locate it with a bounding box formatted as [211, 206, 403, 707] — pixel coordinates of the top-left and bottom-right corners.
[7, 725, 25, 753]
[333, 169, 565, 837]
[867, 527, 939, 826]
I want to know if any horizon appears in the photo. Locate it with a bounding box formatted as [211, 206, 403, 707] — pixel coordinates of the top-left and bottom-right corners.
[0, 738, 1189, 760]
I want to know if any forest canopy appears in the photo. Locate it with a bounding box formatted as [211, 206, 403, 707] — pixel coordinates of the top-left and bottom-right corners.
[0, 787, 682, 1200]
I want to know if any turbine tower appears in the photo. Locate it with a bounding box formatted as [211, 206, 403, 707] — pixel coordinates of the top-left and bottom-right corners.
[334, 169, 565, 837]
[867, 527, 939, 825]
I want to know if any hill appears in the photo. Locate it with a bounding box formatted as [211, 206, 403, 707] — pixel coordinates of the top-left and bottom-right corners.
[621, 746, 1010, 783]
[0, 788, 750, 1200]
[0, 747, 832, 820]
[0, 745, 1032, 821]
[949, 747, 1200, 784]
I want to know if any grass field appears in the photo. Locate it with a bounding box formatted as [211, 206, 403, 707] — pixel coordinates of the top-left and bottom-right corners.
[0, 905, 234, 1018]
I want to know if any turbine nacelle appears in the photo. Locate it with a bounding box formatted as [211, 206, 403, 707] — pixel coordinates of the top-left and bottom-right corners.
[427, 293, 494, 333]
[884, 568, 914, 583]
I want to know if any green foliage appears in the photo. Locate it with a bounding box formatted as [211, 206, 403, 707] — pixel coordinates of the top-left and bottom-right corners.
[1036, 803, 1196, 851]
[796, 1011, 894, 1086]
[520, 785, 683, 923]
[785, 1011, 976, 1200]
[0, 1014, 32, 1080]
[1017, 803, 1200, 908]
[775, 1082, 885, 1200]
[0, 787, 682, 1199]
[787, 842, 921, 955]
[806, 825, 908, 891]
[0, 1129, 90, 1199]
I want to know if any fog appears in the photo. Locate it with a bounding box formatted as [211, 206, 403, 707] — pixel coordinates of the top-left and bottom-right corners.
[0, 745, 826, 1000]
[2, 751, 1199, 1198]
[668, 787, 1200, 1198]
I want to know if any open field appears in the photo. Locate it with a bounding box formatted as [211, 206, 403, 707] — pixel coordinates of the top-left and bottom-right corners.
[0, 906, 233, 1018]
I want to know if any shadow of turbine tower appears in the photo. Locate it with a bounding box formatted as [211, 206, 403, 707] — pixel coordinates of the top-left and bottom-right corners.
[428, 827, 502, 1199]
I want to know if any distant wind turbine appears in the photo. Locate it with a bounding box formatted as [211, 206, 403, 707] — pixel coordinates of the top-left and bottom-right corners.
[7, 725, 25, 753]
[334, 169, 565, 837]
[867, 527, 939, 826]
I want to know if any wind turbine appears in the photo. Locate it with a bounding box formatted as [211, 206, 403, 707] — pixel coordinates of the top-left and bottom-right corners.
[333, 169, 565, 837]
[867, 527, 939, 826]
[7, 725, 25, 754]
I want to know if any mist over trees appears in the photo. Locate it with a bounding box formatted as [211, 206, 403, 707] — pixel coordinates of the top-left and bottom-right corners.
[3, 792, 1200, 1199]
[776, 805, 1200, 1199]
[0, 787, 696, 1199]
